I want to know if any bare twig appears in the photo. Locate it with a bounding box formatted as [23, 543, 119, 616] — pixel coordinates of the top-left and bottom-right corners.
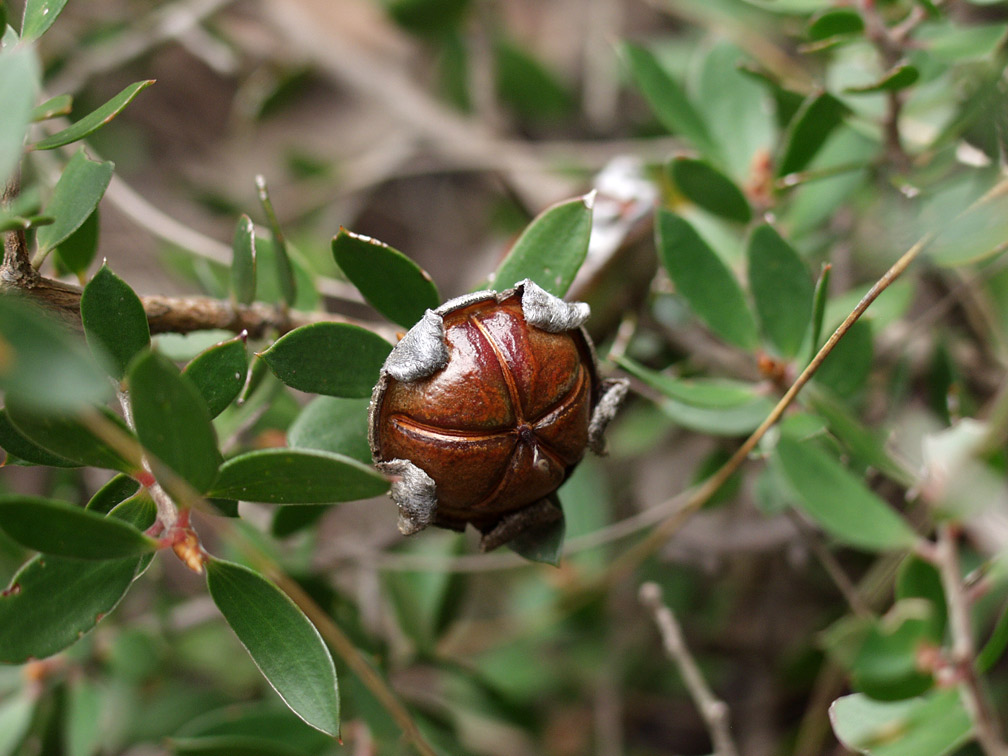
[639, 582, 739, 756]
[935, 523, 1008, 756]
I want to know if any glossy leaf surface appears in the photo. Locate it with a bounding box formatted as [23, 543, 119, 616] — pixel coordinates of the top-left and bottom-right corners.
[183, 335, 248, 418]
[231, 214, 257, 305]
[844, 63, 920, 94]
[205, 558, 340, 736]
[747, 223, 814, 357]
[669, 157, 751, 223]
[656, 210, 758, 348]
[332, 229, 440, 328]
[81, 264, 151, 380]
[20, 0, 69, 40]
[0, 495, 157, 559]
[128, 351, 221, 493]
[286, 396, 372, 464]
[32, 80, 154, 150]
[775, 437, 918, 551]
[85, 474, 140, 514]
[0, 494, 155, 663]
[211, 448, 388, 504]
[36, 149, 114, 252]
[260, 322, 391, 398]
[490, 193, 593, 297]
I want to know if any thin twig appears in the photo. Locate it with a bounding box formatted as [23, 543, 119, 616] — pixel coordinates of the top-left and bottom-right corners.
[786, 511, 872, 618]
[639, 582, 739, 756]
[935, 523, 1008, 756]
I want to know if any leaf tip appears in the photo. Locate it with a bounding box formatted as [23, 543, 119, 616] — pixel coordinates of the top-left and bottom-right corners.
[582, 189, 597, 210]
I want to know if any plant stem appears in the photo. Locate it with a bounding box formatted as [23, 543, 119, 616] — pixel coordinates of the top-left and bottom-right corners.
[639, 582, 739, 756]
[935, 523, 1008, 756]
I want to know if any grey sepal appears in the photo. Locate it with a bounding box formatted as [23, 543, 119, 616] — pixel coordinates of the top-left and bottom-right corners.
[377, 458, 437, 535]
[520, 279, 590, 333]
[383, 309, 448, 382]
[588, 377, 630, 454]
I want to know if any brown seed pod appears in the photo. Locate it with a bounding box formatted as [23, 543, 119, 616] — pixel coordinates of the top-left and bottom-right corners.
[369, 279, 627, 550]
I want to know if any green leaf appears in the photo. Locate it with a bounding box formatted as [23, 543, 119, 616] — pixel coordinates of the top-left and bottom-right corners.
[54, 209, 99, 278]
[978, 599, 1008, 672]
[205, 558, 340, 736]
[331, 229, 440, 328]
[829, 690, 972, 756]
[286, 396, 372, 464]
[0, 495, 157, 559]
[231, 214, 257, 306]
[814, 319, 873, 397]
[6, 401, 140, 472]
[0, 43, 39, 189]
[777, 92, 848, 177]
[850, 599, 937, 700]
[660, 395, 775, 435]
[259, 322, 392, 398]
[31, 80, 154, 150]
[809, 263, 831, 360]
[31, 93, 73, 121]
[0, 494, 155, 663]
[917, 21, 1008, 62]
[669, 157, 751, 223]
[35, 149, 115, 252]
[490, 193, 593, 296]
[255, 175, 296, 306]
[655, 210, 758, 349]
[622, 43, 718, 160]
[85, 473, 140, 514]
[0, 295, 111, 411]
[774, 437, 918, 552]
[807, 8, 864, 40]
[506, 499, 566, 565]
[20, 0, 68, 40]
[0, 695, 34, 756]
[844, 63, 920, 94]
[614, 355, 761, 407]
[172, 702, 335, 755]
[210, 448, 389, 504]
[746, 223, 814, 357]
[895, 557, 947, 641]
[494, 36, 573, 123]
[0, 408, 78, 467]
[183, 335, 249, 418]
[128, 350, 221, 493]
[81, 264, 151, 380]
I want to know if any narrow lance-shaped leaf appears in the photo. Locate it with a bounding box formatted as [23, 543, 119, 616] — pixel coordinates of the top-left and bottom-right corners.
[774, 437, 919, 552]
[205, 558, 340, 736]
[32, 80, 155, 150]
[0, 496, 158, 559]
[808, 262, 831, 362]
[231, 213, 257, 305]
[260, 322, 392, 398]
[844, 63, 920, 94]
[656, 210, 758, 349]
[81, 264, 150, 380]
[668, 157, 751, 224]
[777, 92, 849, 177]
[332, 229, 440, 329]
[36, 149, 115, 253]
[183, 334, 249, 418]
[31, 93, 73, 121]
[256, 175, 296, 306]
[128, 350, 221, 494]
[55, 209, 99, 280]
[0, 493, 156, 663]
[210, 448, 389, 504]
[622, 43, 719, 161]
[20, 0, 70, 40]
[747, 223, 814, 357]
[0, 44, 40, 186]
[490, 192, 594, 297]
